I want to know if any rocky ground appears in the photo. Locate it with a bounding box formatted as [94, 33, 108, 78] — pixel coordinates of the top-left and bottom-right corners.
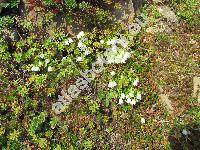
[0, 0, 199, 149]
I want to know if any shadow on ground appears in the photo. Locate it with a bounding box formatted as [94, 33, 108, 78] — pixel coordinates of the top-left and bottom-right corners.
[168, 124, 200, 150]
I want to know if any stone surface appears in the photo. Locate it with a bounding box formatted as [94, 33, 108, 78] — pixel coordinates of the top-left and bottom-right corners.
[146, 21, 172, 33]
[3, 28, 20, 42]
[158, 5, 178, 23]
[159, 94, 174, 113]
[192, 76, 200, 102]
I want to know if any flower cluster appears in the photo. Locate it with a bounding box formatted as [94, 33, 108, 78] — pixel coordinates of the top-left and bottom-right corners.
[108, 81, 117, 88]
[31, 54, 53, 72]
[64, 38, 73, 45]
[118, 91, 142, 105]
[77, 31, 91, 58]
[118, 78, 141, 105]
[52, 31, 134, 114]
[103, 36, 131, 64]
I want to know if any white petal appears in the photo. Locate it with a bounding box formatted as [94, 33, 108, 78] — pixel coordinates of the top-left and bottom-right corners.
[77, 31, 85, 39]
[48, 66, 53, 72]
[120, 40, 129, 48]
[118, 98, 123, 104]
[64, 40, 69, 45]
[76, 57, 83, 62]
[40, 54, 45, 59]
[45, 59, 50, 64]
[130, 100, 136, 105]
[100, 40, 104, 44]
[108, 81, 117, 88]
[62, 57, 66, 61]
[110, 71, 115, 76]
[121, 93, 126, 99]
[127, 98, 132, 104]
[111, 45, 118, 52]
[78, 41, 87, 51]
[133, 79, 139, 86]
[107, 39, 116, 45]
[78, 41, 84, 48]
[136, 92, 142, 100]
[182, 129, 189, 135]
[84, 50, 91, 55]
[141, 118, 145, 124]
[126, 95, 130, 99]
[31, 66, 40, 72]
[68, 38, 73, 43]
[123, 52, 131, 60]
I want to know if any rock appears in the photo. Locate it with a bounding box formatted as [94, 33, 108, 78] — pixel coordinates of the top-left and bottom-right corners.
[157, 5, 178, 23]
[146, 21, 172, 33]
[192, 76, 200, 102]
[3, 27, 20, 42]
[159, 94, 174, 113]
[10, 28, 20, 41]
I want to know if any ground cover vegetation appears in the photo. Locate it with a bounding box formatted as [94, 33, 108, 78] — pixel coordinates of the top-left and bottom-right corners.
[0, 0, 199, 149]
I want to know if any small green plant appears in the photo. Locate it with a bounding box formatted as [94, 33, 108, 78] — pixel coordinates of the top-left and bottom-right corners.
[0, 0, 20, 9]
[89, 101, 99, 114]
[176, 0, 199, 26]
[0, 0, 199, 149]
[79, 1, 90, 10]
[83, 140, 93, 150]
[0, 16, 14, 29]
[29, 111, 47, 136]
[64, 0, 77, 9]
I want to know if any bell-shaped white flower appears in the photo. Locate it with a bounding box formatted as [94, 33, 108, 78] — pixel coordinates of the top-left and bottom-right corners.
[78, 41, 87, 51]
[77, 31, 85, 39]
[40, 54, 45, 59]
[126, 97, 132, 104]
[84, 50, 91, 55]
[76, 57, 83, 62]
[130, 99, 136, 105]
[111, 45, 118, 52]
[118, 98, 124, 104]
[48, 66, 53, 72]
[123, 52, 131, 61]
[108, 81, 117, 88]
[110, 71, 115, 76]
[136, 92, 142, 100]
[133, 79, 139, 86]
[45, 59, 50, 64]
[121, 93, 126, 99]
[182, 129, 189, 136]
[64, 38, 73, 45]
[68, 38, 73, 43]
[31, 66, 40, 72]
[141, 117, 145, 124]
[64, 40, 69, 45]
[62, 57, 66, 61]
[100, 40, 104, 44]
[107, 39, 117, 45]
